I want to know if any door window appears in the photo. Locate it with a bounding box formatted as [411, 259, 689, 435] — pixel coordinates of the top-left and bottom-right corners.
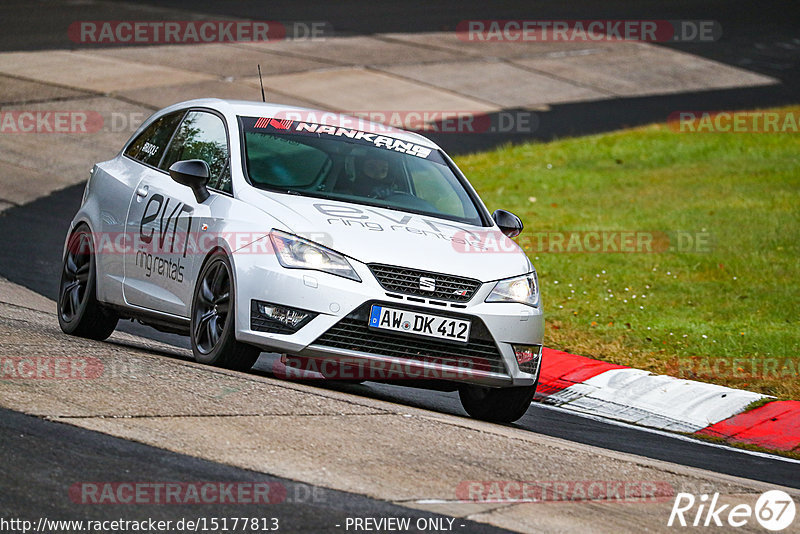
[161, 111, 231, 193]
[124, 110, 185, 167]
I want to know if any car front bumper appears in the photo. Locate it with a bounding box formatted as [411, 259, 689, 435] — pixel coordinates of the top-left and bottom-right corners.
[232, 251, 544, 387]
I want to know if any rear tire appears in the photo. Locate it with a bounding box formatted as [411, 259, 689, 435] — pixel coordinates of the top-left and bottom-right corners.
[459, 383, 537, 423]
[57, 224, 118, 340]
[190, 253, 260, 371]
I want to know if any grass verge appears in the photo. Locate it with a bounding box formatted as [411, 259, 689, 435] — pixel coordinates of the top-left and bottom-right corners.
[455, 106, 800, 399]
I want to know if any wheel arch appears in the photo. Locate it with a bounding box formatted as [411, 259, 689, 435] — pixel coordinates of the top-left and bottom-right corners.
[62, 217, 94, 262]
[193, 239, 236, 290]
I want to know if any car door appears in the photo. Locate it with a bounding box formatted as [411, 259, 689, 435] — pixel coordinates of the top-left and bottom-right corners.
[91, 110, 184, 305]
[123, 109, 231, 318]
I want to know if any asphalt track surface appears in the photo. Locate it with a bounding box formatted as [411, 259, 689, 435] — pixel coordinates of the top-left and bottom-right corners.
[0, 407, 510, 533]
[0, 0, 799, 528]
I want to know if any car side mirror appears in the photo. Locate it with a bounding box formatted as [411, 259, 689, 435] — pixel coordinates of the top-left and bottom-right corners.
[169, 159, 210, 203]
[492, 209, 524, 238]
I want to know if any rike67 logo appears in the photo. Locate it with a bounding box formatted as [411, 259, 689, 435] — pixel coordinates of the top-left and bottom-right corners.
[668, 490, 796, 531]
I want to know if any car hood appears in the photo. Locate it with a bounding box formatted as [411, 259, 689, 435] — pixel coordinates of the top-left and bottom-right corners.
[245, 190, 531, 282]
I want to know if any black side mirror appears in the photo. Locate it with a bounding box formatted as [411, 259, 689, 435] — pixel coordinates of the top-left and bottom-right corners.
[492, 209, 524, 238]
[169, 159, 210, 203]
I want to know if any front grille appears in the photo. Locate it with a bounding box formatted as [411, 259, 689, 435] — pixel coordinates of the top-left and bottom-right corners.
[312, 303, 506, 375]
[369, 264, 482, 303]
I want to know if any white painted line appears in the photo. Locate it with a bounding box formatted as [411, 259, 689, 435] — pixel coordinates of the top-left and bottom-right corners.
[540, 382, 597, 405]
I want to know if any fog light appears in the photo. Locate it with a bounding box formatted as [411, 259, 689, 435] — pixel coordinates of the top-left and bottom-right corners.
[251, 300, 317, 333]
[258, 303, 309, 328]
[513, 344, 542, 376]
[513, 345, 539, 364]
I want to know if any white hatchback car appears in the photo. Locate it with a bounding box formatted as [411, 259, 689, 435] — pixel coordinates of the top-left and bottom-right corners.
[58, 99, 544, 422]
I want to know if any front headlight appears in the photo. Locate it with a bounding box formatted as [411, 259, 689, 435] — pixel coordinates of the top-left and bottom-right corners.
[485, 272, 539, 307]
[269, 230, 361, 282]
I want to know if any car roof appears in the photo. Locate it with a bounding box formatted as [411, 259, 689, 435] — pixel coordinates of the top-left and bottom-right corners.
[163, 98, 442, 150]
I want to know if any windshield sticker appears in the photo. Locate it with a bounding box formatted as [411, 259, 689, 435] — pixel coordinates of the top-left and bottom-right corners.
[247, 117, 433, 159]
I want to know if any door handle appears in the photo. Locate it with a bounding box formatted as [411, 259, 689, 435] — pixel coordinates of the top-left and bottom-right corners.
[135, 185, 149, 198]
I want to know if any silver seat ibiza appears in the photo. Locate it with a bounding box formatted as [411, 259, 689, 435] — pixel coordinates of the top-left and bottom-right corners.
[58, 99, 544, 422]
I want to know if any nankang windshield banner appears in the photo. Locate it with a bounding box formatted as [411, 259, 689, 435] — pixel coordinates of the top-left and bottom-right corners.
[240, 116, 436, 160]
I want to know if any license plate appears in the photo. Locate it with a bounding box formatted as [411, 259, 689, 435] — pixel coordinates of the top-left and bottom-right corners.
[368, 305, 471, 343]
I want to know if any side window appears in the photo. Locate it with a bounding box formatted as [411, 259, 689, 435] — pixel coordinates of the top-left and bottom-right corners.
[160, 111, 231, 193]
[124, 110, 185, 167]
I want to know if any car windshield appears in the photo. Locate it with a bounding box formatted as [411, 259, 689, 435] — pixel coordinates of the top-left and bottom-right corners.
[239, 116, 484, 226]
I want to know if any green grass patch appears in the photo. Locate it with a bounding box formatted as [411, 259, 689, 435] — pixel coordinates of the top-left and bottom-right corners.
[454, 106, 800, 399]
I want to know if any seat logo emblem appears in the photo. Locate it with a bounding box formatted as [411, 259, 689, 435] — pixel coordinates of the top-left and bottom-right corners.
[419, 277, 436, 292]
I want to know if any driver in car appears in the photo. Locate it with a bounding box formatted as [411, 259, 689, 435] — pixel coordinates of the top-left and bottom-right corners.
[353, 154, 395, 198]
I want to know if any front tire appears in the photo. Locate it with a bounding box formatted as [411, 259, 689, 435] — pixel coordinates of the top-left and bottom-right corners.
[459, 383, 537, 423]
[57, 224, 118, 340]
[190, 253, 260, 371]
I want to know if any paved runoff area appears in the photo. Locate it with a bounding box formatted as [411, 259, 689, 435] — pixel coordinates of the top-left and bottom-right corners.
[0, 276, 798, 533]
